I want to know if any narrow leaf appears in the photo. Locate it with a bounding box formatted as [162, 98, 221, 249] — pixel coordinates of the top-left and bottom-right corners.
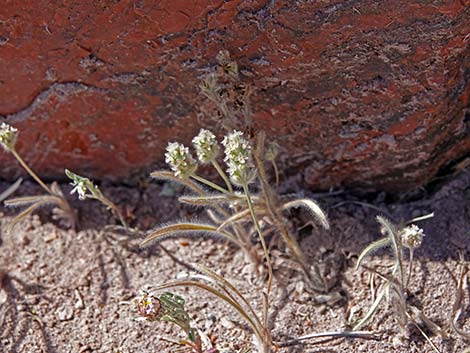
[355, 237, 391, 270]
[150, 171, 205, 195]
[406, 212, 434, 225]
[410, 305, 448, 339]
[192, 264, 263, 331]
[217, 208, 266, 231]
[0, 178, 22, 202]
[282, 199, 329, 229]
[153, 280, 264, 342]
[352, 284, 389, 331]
[7, 201, 48, 232]
[178, 194, 242, 207]
[452, 265, 470, 339]
[141, 223, 241, 247]
[5, 195, 58, 207]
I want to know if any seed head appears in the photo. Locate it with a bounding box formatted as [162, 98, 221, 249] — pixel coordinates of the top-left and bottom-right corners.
[222, 130, 256, 186]
[165, 142, 197, 179]
[133, 290, 161, 322]
[400, 224, 424, 249]
[0, 123, 18, 152]
[192, 129, 219, 163]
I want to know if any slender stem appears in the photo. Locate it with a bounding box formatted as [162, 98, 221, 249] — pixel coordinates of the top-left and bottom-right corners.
[209, 160, 258, 264]
[405, 249, 414, 291]
[89, 195, 128, 229]
[242, 183, 273, 297]
[271, 160, 279, 191]
[277, 330, 382, 347]
[191, 174, 230, 195]
[211, 159, 233, 193]
[12, 149, 52, 194]
[243, 183, 274, 350]
[406, 312, 442, 353]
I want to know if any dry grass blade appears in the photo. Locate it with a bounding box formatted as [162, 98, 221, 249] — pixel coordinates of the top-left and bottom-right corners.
[193, 264, 263, 331]
[217, 208, 264, 231]
[406, 212, 434, 225]
[0, 178, 22, 202]
[282, 199, 329, 229]
[178, 193, 245, 206]
[153, 280, 264, 343]
[278, 330, 382, 347]
[355, 237, 390, 270]
[7, 200, 49, 232]
[409, 305, 448, 339]
[141, 222, 241, 247]
[406, 309, 443, 353]
[4, 195, 59, 207]
[352, 283, 389, 331]
[50, 181, 64, 196]
[376, 215, 403, 281]
[452, 263, 470, 339]
[150, 171, 205, 195]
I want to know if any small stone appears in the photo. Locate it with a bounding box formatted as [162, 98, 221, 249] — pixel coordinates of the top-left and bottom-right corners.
[56, 305, 74, 321]
[220, 317, 235, 329]
[44, 232, 58, 243]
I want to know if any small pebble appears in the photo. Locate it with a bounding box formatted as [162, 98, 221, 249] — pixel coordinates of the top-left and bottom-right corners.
[56, 305, 74, 321]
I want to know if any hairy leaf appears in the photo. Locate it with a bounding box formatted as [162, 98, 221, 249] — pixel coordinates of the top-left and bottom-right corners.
[355, 237, 391, 270]
[141, 223, 240, 247]
[282, 199, 329, 229]
[352, 283, 389, 331]
[7, 200, 49, 232]
[0, 178, 22, 202]
[150, 171, 205, 195]
[5, 195, 58, 207]
[153, 280, 264, 342]
[178, 193, 243, 207]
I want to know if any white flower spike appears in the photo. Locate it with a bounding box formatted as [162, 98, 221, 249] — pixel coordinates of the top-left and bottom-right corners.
[165, 142, 197, 179]
[400, 224, 425, 249]
[0, 122, 18, 152]
[222, 130, 256, 186]
[192, 129, 219, 163]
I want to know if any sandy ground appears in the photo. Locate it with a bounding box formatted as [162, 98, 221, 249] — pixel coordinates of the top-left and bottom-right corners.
[0, 169, 469, 353]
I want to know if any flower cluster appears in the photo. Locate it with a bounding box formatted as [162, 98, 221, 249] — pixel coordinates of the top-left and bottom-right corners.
[0, 122, 18, 152]
[133, 289, 162, 322]
[400, 224, 425, 249]
[65, 169, 99, 200]
[192, 129, 219, 163]
[222, 130, 255, 186]
[165, 142, 197, 179]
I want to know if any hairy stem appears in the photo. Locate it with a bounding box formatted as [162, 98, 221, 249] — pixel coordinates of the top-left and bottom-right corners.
[95, 195, 128, 229]
[405, 249, 414, 291]
[211, 159, 233, 193]
[12, 149, 52, 195]
[191, 174, 230, 195]
[243, 182, 273, 351]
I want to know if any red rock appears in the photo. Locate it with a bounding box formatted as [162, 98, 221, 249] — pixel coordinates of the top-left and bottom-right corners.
[0, 1, 469, 191]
